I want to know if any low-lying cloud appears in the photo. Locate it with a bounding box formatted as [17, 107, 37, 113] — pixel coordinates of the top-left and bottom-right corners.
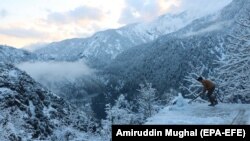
[16, 61, 94, 83]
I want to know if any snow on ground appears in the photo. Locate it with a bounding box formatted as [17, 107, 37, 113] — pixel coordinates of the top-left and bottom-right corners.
[0, 88, 17, 99]
[146, 95, 250, 125]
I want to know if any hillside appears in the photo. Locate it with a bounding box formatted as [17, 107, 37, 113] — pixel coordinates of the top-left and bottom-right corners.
[0, 63, 99, 140]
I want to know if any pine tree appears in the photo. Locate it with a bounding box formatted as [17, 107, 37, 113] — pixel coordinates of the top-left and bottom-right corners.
[100, 104, 112, 141]
[137, 82, 159, 120]
[100, 94, 136, 140]
[108, 94, 136, 124]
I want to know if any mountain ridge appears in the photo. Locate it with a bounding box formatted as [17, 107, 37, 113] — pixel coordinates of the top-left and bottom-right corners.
[33, 3, 232, 67]
[0, 45, 36, 64]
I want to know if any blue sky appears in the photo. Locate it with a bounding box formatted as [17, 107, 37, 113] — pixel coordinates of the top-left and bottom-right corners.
[0, 0, 231, 48]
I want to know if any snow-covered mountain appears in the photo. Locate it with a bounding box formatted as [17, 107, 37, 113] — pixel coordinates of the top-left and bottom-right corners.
[34, 1, 231, 67]
[35, 12, 196, 66]
[0, 45, 36, 64]
[0, 63, 99, 140]
[100, 0, 249, 100]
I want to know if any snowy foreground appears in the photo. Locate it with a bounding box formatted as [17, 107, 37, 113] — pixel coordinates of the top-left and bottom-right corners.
[146, 96, 250, 125]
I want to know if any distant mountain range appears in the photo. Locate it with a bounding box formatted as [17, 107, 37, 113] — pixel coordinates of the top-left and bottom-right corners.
[32, 1, 231, 68]
[1, 1, 232, 69]
[0, 45, 36, 63]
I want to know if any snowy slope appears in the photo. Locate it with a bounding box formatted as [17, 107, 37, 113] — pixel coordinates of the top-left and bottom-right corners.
[0, 63, 101, 140]
[146, 95, 250, 125]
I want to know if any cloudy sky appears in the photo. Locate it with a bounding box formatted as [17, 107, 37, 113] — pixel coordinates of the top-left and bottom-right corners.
[0, 0, 231, 48]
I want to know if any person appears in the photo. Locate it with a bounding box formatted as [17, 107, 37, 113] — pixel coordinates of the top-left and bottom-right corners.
[197, 76, 218, 106]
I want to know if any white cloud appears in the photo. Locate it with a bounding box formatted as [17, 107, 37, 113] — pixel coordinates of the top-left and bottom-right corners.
[0, 27, 45, 38]
[16, 61, 94, 83]
[47, 6, 103, 24]
[119, 0, 161, 24]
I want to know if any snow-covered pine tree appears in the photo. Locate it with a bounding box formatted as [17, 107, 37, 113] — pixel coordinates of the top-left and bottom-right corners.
[216, 18, 250, 103]
[100, 104, 112, 141]
[107, 94, 136, 124]
[100, 94, 136, 140]
[136, 82, 160, 120]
